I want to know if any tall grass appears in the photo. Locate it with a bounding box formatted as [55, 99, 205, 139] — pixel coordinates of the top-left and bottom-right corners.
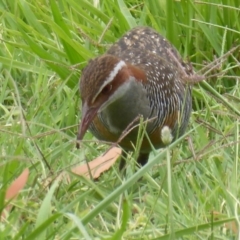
[0, 0, 239, 239]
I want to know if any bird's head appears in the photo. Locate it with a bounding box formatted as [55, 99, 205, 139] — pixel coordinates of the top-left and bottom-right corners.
[76, 54, 146, 146]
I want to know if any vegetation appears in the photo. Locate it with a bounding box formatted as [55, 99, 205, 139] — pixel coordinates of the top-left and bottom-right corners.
[0, 0, 239, 239]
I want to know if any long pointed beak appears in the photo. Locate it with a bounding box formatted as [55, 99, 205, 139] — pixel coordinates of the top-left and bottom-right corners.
[76, 102, 99, 148]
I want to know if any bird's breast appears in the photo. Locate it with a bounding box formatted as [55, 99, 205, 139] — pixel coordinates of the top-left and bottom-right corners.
[89, 79, 156, 144]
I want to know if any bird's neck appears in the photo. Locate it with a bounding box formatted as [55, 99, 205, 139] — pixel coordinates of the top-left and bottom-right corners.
[99, 77, 153, 135]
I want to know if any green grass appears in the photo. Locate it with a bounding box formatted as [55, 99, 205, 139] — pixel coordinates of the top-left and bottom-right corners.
[0, 0, 240, 239]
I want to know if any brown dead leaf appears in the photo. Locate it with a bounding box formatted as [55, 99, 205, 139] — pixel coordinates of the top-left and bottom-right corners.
[72, 147, 122, 179]
[42, 147, 122, 185]
[225, 221, 238, 234]
[212, 211, 238, 234]
[1, 168, 29, 221]
[5, 168, 29, 200]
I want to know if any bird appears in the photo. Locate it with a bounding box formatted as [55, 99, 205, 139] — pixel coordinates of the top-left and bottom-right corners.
[77, 26, 193, 169]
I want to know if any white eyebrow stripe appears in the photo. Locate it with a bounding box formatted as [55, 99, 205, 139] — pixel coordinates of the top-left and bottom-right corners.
[92, 60, 126, 103]
[103, 60, 126, 86]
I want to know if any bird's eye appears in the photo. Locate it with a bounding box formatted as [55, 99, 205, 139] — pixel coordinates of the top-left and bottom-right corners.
[101, 84, 112, 94]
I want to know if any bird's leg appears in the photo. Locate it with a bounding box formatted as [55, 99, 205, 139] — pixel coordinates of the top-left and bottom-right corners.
[119, 152, 149, 170]
[136, 153, 149, 167]
[119, 151, 128, 170]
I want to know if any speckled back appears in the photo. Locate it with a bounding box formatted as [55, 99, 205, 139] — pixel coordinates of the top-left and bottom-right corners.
[107, 26, 192, 139]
